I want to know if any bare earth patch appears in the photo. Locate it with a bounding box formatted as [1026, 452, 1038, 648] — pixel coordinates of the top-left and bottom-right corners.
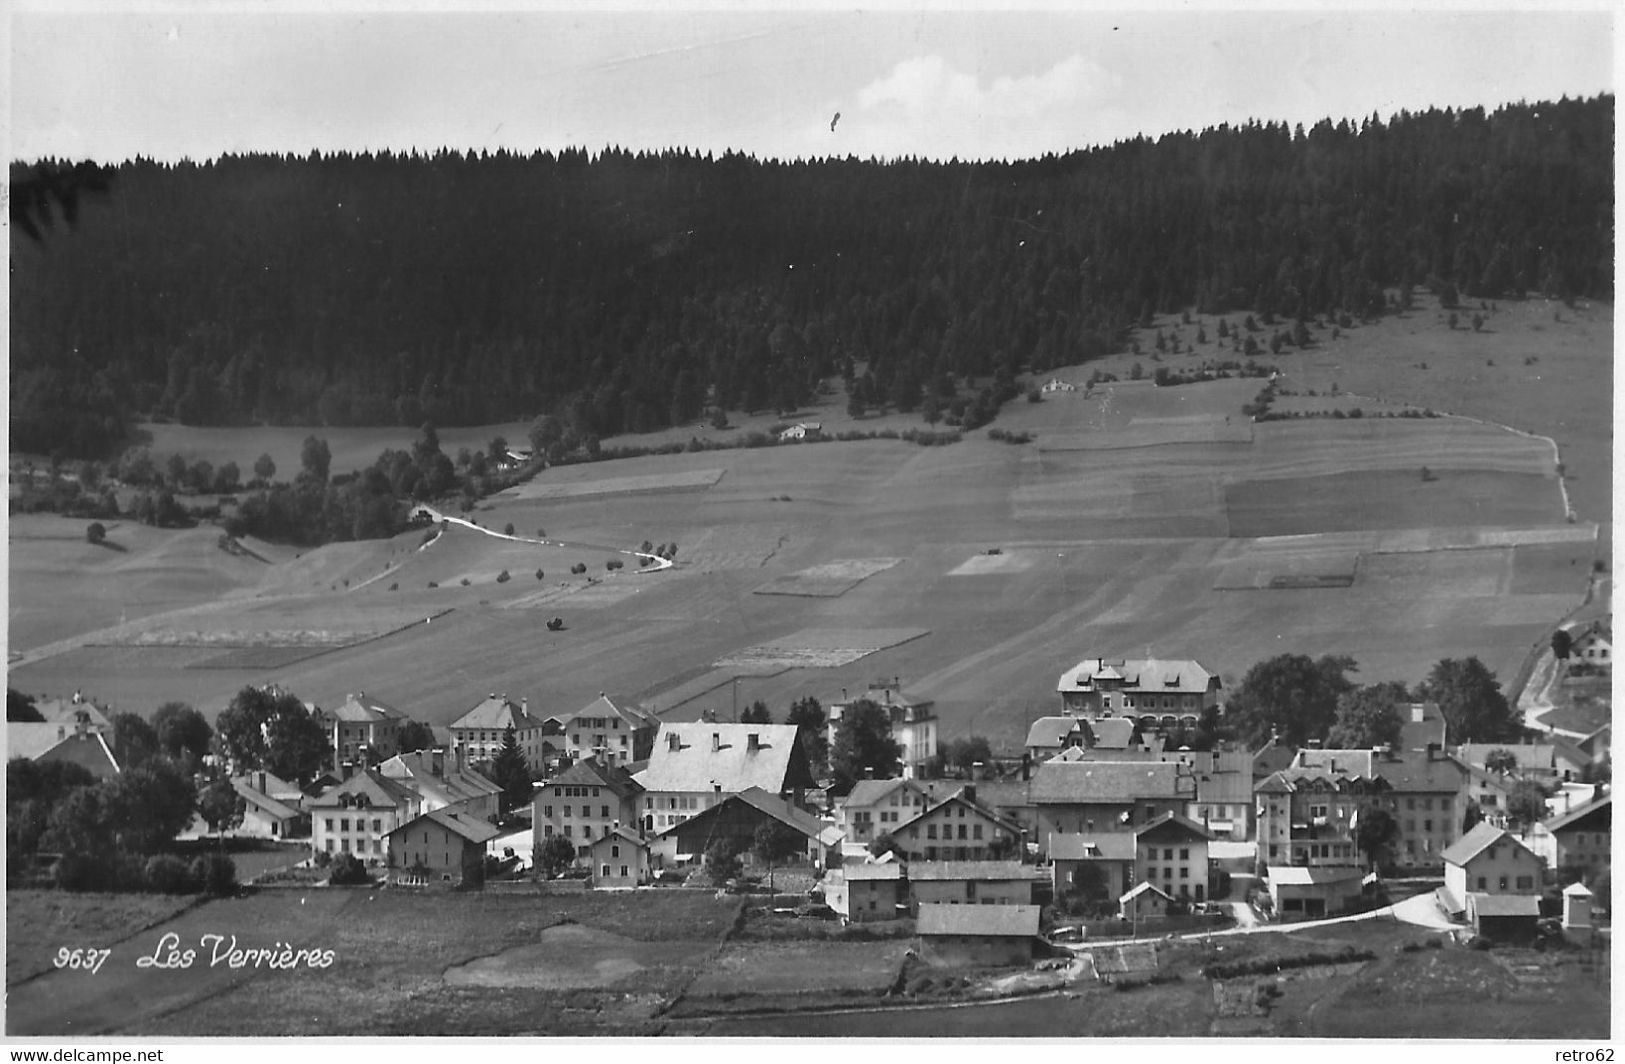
[753, 558, 901, 596]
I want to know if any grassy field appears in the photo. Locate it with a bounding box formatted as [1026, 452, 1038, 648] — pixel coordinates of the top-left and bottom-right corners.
[9, 297, 1608, 744]
[6, 892, 206, 988]
[6, 887, 740, 1036]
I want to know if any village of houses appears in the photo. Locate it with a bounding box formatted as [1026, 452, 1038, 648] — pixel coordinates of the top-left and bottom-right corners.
[11, 634, 1611, 978]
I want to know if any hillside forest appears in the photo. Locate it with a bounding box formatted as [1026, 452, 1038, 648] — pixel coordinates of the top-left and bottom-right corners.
[11, 95, 1613, 461]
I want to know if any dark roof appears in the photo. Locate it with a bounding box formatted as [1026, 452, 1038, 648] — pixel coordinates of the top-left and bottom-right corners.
[842, 778, 934, 809]
[969, 779, 1035, 811]
[655, 786, 840, 847]
[1135, 811, 1210, 842]
[1025, 716, 1085, 749]
[1470, 893, 1541, 918]
[1056, 658, 1217, 695]
[1029, 761, 1185, 804]
[1193, 750, 1254, 805]
[908, 860, 1030, 882]
[591, 824, 649, 849]
[544, 757, 645, 800]
[1090, 718, 1138, 749]
[897, 788, 1023, 836]
[390, 808, 501, 845]
[1543, 792, 1611, 833]
[307, 768, 419, 810]
[916, 903, 1041, 938]
[1251, 738, 1296, 779]
[1441, 823, 1537, 867]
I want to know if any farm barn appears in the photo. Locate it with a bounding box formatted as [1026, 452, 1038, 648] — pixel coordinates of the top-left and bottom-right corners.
[916, 903, 1043, 967]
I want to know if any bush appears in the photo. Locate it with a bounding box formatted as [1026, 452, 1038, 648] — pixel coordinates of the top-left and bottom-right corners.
[328, 853, 371, 886]
[86, 522, 107, 544]
[503, 523, 515, 536]
[496, 570, 511, 583]
[144, 854, 197, 894]
[536, 568, 545, 580]
[55, 852, 108, 892]
[606, 559, 623, 571]
[192, 853, 238, 896]
[427, 580, 438, 588]
[460, 577, 471, 586]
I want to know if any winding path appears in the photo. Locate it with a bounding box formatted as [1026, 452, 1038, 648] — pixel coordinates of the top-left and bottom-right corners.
[410, 505, 673, 571]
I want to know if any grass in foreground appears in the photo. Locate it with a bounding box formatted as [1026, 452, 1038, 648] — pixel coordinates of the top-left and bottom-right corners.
[6, 890, 205, 987]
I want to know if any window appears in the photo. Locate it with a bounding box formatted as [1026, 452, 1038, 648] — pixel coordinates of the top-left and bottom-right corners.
[973, 824, 983, 840]
[544, 824, 553, 836]
[582, 826, 593, 839]
[325, 818, 334, 831]
[1163, 867, 1172, 880]
[601, 805, 610, 818]
[1179, 848, 1189, 860]
[373, 819, 382, 833]
[1268, 845, 1278, 859]
[1516, 875, 1534, 891]
[601, 864, 611, 877]
[1164, 848, 1174, 861]
[620, 865, 629, 878]
[927, 824, 938, 840]
[1498, 876, 1508, 890]
[1145, 866, 1156, 881]
[1180, 867, 1189, 879]
[1423, 819, 1433, 833]
[545, 805, 553, 818]
[958, 824, 967, 840]
[564, 825, 572, 838]
[340, 818, 350, 831]
[1406, 798, 1415, 810]
[563, 806, 572, 818]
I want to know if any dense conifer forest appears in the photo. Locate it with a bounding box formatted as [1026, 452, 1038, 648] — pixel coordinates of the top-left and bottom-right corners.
[11, 95, 1612, 459]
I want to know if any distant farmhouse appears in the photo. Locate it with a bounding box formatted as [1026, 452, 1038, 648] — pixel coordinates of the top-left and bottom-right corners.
[777, 421, 823, 441]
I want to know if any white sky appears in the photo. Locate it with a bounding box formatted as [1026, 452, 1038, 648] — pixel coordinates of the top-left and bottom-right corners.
[7, 5, 1617, 164]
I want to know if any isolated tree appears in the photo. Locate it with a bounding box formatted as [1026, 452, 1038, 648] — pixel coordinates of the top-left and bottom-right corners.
[216, 685, 328, 784]
[198, 775, 246, 839]
[1484, 748, 1520, 777]
[214, 460, 241, 494]
[152, 701, 213, 764]
[1355, 805, 1400, 871]
[1416, 657, 1520, 743]
[943, 736, 993, 775]
[7, 688, 44, 722]
[535, 833, 578, 878]
[830, 699, 903, 787]
[739, 700, 772, 724]
[1551, 629, 1574, 661]
[705, 837, 743, 886]
[253, 453, 277, 485]
[397, 720, 436, 754]
[85, 521, 106, 545]
[109, 711, 160, 768]
[1225, 653, 1358, 748]
[752, 820, 804, 893]
[1505, 780, 1549, 829]
[489, 725, 533, 813]
[787, 696, 829, 774]
[300, 435, 332, 484]
[1327, 682, 1409, 749]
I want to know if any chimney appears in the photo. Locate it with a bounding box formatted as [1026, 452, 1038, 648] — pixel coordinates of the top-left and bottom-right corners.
[963, 784, 977, 806]
[431, 748, 445, 777]
[971, 760, 984, 781]
[1426, 742, 1440, 761]
[668, 732, 681, 752]
[1021, 752, 1032, 782]
[711, 732, 721, 752]
[712, 781, 722, 798]
[747, 733, 760, 753]
[341, 760, 355, 781]
[257, 771, 267, 793]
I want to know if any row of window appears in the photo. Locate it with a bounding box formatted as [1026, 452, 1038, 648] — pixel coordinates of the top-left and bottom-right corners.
[645, 795, 704, 811]
[1477, 875, 1536, 891]
[325, 837, 384, 854]
[1099, 693, 1199, 710]
[921, 823, 984, 841]
[1141, 847, 1192, 861]
[541, 804, 614, 819]
[1143, 865, 1191, 881]
[551, 786, 603, 799]
[324, 817, 386, 833]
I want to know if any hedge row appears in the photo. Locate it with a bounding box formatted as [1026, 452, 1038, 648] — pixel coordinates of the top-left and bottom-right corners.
[56, 852, 238, 896]
[1201, 944, 1375, 980]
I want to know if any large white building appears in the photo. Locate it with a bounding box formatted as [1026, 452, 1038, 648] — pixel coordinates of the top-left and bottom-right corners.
[826, 680, 939, 779]
[1054, 658, 1221, 731]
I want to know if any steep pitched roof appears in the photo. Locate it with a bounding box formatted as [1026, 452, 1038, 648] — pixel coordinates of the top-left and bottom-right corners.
[306, 768, 419, 811]
[1266, 866, 1363, 886]
[897, 788, 1023, 836]
[233, 778, 301, 821]
[634, 723, 813, 795]
[1397, 701, 1447, 751]
[590, 824, 649, 849]
[1056, 658, 1217, 695]
[546, 693, 657, 732]
[1292, 747, 1467, 792]
[7, 725, 121, 778]
[1120, 881, 1172, 903]
[1048, 832, 1136, 861]
[1293, 749, 1376, 778]
[1136, 811, 1211, 842]
[841, 777, 933, 809]
[908, 860, 1029, 882]
[1029, 761, 1185, 804]
[377, 752, 503, 808]
[1193, 750, 1254, 805]
[917, 902, 1041, 938]
[1025, 716, 1086, 749]
[1251, 737, 1296, 779]
[32, 698, 112, 731]
[654, 786, 840, 847]
[391, 807, 502, 845]
[1441, 822, 1537, 868]
[544, 757, 645, 800]
[450, 695, 534, 731]
[1543, 792, 1611, 834]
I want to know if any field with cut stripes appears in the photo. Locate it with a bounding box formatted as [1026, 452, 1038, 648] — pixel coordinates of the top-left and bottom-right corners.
[10, 297, 1608, 745]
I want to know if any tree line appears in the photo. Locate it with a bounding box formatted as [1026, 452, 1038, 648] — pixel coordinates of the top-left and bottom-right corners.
[12, 95, 1612, 460]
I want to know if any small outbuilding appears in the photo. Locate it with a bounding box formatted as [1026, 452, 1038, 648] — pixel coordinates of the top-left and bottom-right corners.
[588, 825, 651, 889]
[827, 862, 905, 923]
[1465, 891, 1541, 944]
[1264, 865, 1364, 920]
[1118, 881, 1172, 922]
[916, 902, 1043, 967]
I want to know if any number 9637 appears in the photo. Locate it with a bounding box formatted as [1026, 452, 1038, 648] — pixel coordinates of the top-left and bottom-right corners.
[54, 947, 112, 974]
